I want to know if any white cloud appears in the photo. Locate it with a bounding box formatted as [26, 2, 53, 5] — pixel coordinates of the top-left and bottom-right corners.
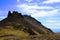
[17, 0, 20, 2]
[0, 16, 7, 21]
[31, 9, 58, 17]
[17, 4, 54, 10]
[16, 4, 59, 18]
[31, 11, 48, 17]
[46, 20, 57, 22]
[25, 0, 33, 2]
[46, 23, 60, 29]
[43, 0, 60, 3]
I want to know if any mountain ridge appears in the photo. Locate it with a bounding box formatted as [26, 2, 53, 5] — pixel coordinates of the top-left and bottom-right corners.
[0, 11, 54, 35]
[0, 11, 57, 40]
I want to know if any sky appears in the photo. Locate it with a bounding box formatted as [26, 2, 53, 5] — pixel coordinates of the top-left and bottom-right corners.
[0, 0, 60, 32]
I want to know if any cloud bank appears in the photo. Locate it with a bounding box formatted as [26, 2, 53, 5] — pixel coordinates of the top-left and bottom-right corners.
[42, 0, 60, 3]
[16, 4, 59, 18]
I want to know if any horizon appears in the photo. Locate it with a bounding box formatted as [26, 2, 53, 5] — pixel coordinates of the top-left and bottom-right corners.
[0, 0, 60, 32]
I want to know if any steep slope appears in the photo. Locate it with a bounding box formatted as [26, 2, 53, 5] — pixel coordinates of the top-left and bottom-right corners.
[23, 15, 53, 35]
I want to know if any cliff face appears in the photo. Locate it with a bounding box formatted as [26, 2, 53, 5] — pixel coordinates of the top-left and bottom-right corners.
[0, 11, 54, 36]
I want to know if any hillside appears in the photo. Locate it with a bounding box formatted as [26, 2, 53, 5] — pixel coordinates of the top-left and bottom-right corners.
[0, 11, 58, 40]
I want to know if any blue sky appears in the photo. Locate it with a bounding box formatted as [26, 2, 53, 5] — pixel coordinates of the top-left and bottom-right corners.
[0, 0, 60, 32]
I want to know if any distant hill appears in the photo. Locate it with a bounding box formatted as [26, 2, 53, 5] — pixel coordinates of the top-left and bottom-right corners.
[0, 11, 55, 40]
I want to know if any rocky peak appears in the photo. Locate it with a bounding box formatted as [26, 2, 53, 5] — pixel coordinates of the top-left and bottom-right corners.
[8, 11, 12, 17]
[7, 11, 23, 18]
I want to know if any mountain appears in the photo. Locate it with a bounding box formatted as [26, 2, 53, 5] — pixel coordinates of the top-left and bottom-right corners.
[0, 11, 55, 40]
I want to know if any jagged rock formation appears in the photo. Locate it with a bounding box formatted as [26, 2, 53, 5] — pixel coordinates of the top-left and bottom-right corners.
[0, 11, 54, 36]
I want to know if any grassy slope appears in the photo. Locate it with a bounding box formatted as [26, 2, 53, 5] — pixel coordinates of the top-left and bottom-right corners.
[0, 25, 29, 40]
[54, 32, 60, 40]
